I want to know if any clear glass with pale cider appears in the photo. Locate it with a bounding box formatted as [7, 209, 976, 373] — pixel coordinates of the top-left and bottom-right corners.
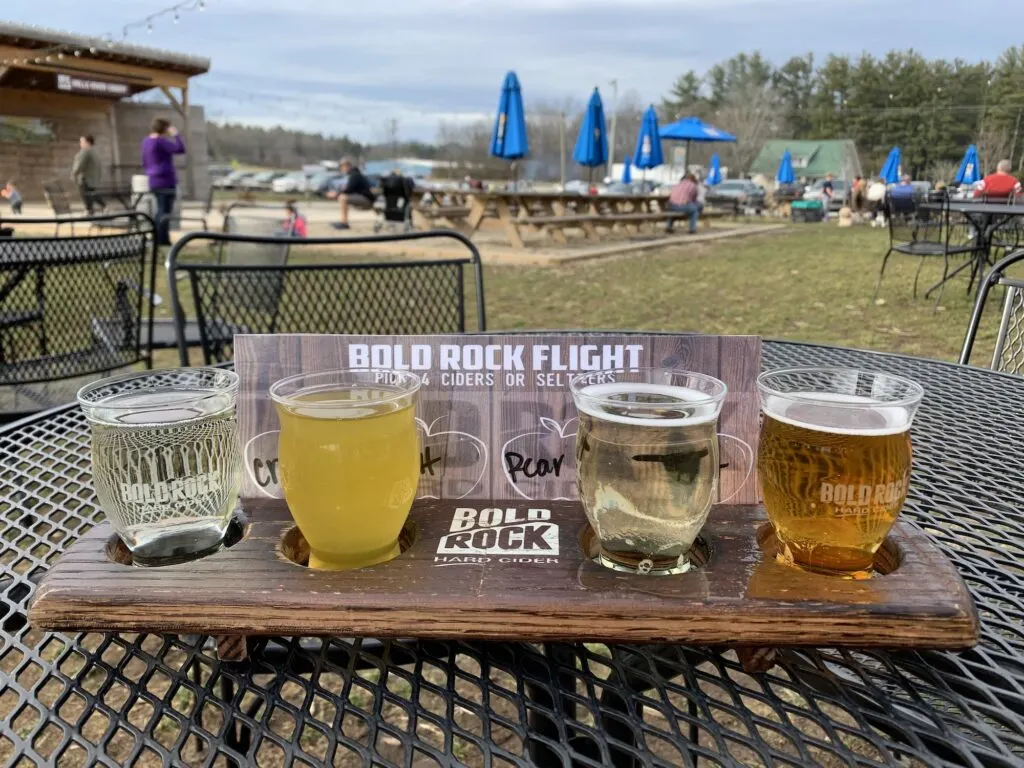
[570, 369, 728, 575]
[757, 367, 924, 576]
[78, 368, 242, 565]
[270, 369, 421, 570]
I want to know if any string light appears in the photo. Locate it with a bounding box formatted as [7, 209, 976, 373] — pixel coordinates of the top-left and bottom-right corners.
[0, 0, 209, 65]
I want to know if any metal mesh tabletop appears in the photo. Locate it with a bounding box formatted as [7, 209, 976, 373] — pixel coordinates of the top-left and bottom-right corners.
[2, 340, 1024, 767]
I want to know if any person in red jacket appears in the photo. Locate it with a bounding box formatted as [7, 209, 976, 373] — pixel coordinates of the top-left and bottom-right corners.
[975, 159, 1022, 199]
[283, 200, 307, 237]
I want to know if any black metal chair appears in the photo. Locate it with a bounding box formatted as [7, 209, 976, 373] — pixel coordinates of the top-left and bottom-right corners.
[960, 248, 1024, 374]
[219, 201, 298, 266]
[167, 229, 486, 366]
[0, 212, 158, 420]
[874, 192, 980, 307]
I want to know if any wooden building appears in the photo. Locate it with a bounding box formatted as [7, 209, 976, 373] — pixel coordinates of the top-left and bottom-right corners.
[0, 22, 211, 202]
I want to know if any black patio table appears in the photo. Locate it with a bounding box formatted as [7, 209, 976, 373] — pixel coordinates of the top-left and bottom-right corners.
[2, 339, 1024, 767]
[920, 200, 1024, 296]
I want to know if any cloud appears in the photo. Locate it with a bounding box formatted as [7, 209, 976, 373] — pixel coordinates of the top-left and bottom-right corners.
[7, 1, 1024, 141]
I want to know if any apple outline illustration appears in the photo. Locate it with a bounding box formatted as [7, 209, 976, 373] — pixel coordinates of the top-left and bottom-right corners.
[501, 416, 577, 501]
[415, 416, 489, 500]
[243, 429, 283, 499]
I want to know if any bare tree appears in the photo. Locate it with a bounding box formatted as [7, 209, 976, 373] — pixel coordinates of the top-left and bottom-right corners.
[975, 119, 1014, 176]
[711, 84, 782, 171]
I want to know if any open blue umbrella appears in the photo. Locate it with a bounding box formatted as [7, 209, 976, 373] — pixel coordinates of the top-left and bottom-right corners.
[955, 144, 981, 185]
[490, 71, 528, 160]
[880, 147, 902, 184]
[776, 149, 796, 184]
[573, 88, 608, 182]
[660, 116, 736, 170]
[621, 155, 632, 184]
[706, 153, 722, 185]
[633, 105, 664, 170]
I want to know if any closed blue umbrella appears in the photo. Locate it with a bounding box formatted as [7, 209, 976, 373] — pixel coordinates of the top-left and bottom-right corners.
[621, 155, 632, 184]
[490, 71, 528, 160]
[573, 88, 608, 182]
[880, 147, 902, 184]
[706, 153, 722, 185]
[955, 144, 981, 185]
[633, 105, 664, 170]
[776, 149, 796, 184]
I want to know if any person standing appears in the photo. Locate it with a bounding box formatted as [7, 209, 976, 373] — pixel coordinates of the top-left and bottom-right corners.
[821, 173, 834, 221]
[72, 135, 104, 214]
[141, 118, 186, 246]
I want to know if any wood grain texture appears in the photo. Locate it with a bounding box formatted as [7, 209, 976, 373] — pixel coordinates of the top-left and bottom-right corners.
[234, 333, 763, 506]
[31, 499, 979, 649]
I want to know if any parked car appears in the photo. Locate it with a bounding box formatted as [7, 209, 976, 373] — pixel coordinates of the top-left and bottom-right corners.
[213, 170, 254, 190]
[309, 171, 345, 197]
[706, 179, 767, 212]
[803, 178, 851, 211]
[271, 171, 311, 194]
[241, 171, 286, 191]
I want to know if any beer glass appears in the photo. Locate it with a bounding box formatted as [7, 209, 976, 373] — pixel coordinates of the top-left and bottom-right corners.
[270, 369, 421, 570]
[570, 368, 732, 575]
[757, 367, 924, 575]
[78, 368, 242, 566]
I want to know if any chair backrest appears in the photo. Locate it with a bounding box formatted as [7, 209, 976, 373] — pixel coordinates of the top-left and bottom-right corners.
[960, 248, 1024, 374]
[0, 212, 157, 414]
[380, 175, 415, 222]
[885, 192, 943, 246]
[167, 229, 486, 365]
[220, 202, 296, 266]
[42, 181, 73, 217]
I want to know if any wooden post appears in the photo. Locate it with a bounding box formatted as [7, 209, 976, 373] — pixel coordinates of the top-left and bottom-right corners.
[181, 84, 195, 200]
[559, 113, 567, 187]
[108, 104, 121, 181]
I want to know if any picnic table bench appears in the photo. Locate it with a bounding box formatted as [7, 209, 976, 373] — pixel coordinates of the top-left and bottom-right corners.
[409, 189, 733, 248]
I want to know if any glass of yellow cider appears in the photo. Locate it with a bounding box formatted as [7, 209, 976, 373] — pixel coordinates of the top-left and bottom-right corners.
[270, 369, 422, 570]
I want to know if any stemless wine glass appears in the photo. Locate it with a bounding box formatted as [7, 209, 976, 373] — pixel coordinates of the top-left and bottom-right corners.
[757, 367, 924, 576]
[270, 369, 422, 570]
[570, 368, 730, 575]
[78, 368, 242, 566]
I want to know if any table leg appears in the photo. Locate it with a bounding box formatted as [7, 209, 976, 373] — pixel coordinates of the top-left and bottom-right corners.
[466, 195, 488, 234]
[496, 198, 525, 249]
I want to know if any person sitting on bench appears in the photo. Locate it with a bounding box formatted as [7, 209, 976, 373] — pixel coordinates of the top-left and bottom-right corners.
[667, 173, 700, 234]
[329, 157, 376, 230]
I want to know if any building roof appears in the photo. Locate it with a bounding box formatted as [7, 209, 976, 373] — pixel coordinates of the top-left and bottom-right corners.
[750, 139, 862, 180]
[0, 21, 210, 76]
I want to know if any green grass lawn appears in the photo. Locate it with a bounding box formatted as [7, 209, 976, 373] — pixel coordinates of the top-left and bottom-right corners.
[158, 224, 1009, 368]
[487, 225, 1005, 362]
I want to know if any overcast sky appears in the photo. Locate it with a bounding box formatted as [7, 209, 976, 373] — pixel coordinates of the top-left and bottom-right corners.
[8, 1, 1024, 142]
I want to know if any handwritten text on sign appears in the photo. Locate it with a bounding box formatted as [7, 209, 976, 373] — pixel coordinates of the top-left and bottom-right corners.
[234, 334, 762, 505]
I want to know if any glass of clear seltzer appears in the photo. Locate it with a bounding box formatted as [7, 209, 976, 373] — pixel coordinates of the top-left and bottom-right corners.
[78, 368, 242, 565]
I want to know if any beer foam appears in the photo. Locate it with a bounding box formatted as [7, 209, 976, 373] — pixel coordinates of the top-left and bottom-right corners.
[763, 392, 911, 436]
[575, 383, 721, 427]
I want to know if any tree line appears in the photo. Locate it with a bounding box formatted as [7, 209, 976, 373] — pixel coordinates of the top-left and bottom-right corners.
[205, 121, 439, 169]
[661, 46, 1024, 180]
[205, 44, 1024, 182]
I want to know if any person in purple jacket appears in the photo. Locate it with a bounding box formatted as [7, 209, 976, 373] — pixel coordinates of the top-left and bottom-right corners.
[141, 117, 186, 246]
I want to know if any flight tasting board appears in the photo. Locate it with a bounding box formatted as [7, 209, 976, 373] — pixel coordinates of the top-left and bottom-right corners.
[31, 334, 978, 668]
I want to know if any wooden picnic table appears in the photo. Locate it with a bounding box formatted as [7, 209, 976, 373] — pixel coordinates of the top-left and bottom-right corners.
[412, 188, 674, 248]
